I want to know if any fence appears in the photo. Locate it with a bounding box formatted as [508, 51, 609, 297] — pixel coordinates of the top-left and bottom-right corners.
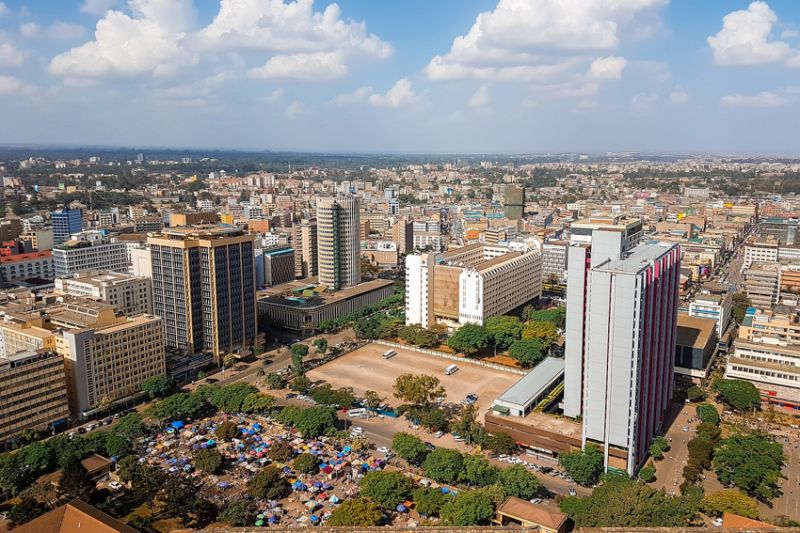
[373, 340, 527, 376]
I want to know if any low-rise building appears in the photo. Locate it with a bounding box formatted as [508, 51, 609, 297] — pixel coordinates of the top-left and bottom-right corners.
[688, 290, 732, 338]
[727, 339, 800, 414]
[52, 231, 128, 277]
[0, 251, 54, 285]
[675, 314, 718, 381]
[745, 261, 781, 309]
[55, 271, 153, 315]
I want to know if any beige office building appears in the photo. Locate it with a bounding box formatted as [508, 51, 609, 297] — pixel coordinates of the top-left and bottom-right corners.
[316, 196, 361, 290]
[55, 271, 153, 315]
[293, 219, 318, 279]
[0, 350, 69, 442]
[0, 320, 56, 358]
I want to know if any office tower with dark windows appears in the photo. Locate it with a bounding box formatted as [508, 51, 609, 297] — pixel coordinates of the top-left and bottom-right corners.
[148, 226, 257, 365]
[316, 196, 361, 290]
[51, 207, 83, 244]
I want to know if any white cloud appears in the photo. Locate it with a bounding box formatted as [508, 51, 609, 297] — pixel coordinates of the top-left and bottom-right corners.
[330, 86, 374, 106]
[0, 41, 23, 68]
[708, 1, 797, 66]
[0, 3, 8, 17]
[632, 92, 658, 110]
[0, 75, 34, 96]
[721, 91, 788, 107]
[80, 0, 120, 16]
[262, 88, 283, 104]
[426, 0, 665, 82]
[49, 0, 197, 79]
[669, 90, 689, 104]
[248, 51, 347, 81]
[21, 21, 86, 40]
[468, 85, 490, 108]
[588, 56, 626, 80]
[633, 60, 671, 82]
[285, 100, 309, 119]
[368, 78, 416, 108]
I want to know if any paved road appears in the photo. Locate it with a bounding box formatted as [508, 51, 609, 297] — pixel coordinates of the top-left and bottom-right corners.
[652, 403, 698, 495]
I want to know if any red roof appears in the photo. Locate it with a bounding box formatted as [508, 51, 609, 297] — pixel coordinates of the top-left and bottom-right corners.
[0, 250, 52, 263]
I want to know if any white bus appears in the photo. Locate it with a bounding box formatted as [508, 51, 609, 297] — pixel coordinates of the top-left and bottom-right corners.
[382, 349, 397, 359]
[444, 364, 459, 375]
[347, 408, 368, 418]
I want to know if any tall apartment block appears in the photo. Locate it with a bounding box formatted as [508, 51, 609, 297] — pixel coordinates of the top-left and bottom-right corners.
[565, 237, 680, 475]
[293, 219, 318, 279]
[148, 226, 257, 364]
[51, 207, 83, 244]
[52, 231, 129, 277]
[504, 185, 525, 220]
[0, 350, 69, 442]
[316, 196, 361, 290]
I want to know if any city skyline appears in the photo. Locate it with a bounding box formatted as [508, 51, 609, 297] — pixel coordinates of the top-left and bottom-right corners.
[2, 1, 800, 154]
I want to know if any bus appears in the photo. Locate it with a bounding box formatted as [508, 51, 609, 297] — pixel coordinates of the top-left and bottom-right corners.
[382, 349, 397, 359]
[444, 364, 459, 375]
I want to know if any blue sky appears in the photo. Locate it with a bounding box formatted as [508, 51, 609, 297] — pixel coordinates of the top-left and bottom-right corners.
[2, 0, 800, 154]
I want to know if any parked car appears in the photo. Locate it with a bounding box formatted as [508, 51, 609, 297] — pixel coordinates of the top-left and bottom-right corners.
[568, 486, 577, 496]
[108, 481, 123, 490]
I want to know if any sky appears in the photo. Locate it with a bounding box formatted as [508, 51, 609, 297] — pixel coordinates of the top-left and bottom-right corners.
[2, 0, 800, 154]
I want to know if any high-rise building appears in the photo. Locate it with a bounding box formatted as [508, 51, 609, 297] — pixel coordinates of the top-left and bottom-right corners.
[148, 226, 257, 364]
[264, 246, 296, 286]
[51, 207, 83, 244]
[293, 219, 318, 279]
[55, 271, 153, 316]
[504, 185, 525, 220]
[0, 350, 69, 443]
[567, 240, 680, 475]
[316, 196, 361, 290]
[52, 231, 129, 277]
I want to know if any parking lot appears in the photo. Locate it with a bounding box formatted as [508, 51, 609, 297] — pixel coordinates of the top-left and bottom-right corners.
[306, 343, 522, 414]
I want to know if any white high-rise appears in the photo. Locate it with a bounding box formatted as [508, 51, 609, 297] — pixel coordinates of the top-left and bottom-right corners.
[316, 196, 361, 290]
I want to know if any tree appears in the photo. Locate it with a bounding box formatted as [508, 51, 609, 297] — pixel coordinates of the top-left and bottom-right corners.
[423, 448, 464, 484]
[19, 441, 54, 472]
[702, 489, 759, 519]
[206, 383, 258, 413]
[688, 438, 715, 470]
[290, 374, 312, 393]
[452, 404, 482, 444]
[713, 379, 760, 411]
[327, 498, 382, 526]
[216, 421, 239, 441]
[104, 433, 131, 458]
[313, 338, 328, 354]
[500, 465, 542, 499]
[364, 390, 383, 411]
[8, 498, 46, 526]
[421, 408, 449, 432]
[713, 434, 784, 501]
[223, 354, 239, 369]
[521, 321, 559, 345]
[731, 293, 752, 324]
[559, 477, 699, 527]
[146, 392, 207, 421]
[527, 307, 566, 328]
[141, 374, 173, 399]
[485, 432, 517, 455]
[354, 315, 382, 339]
[359, 471, 414, 508]
[485, 316, 523, 348]
[686, 385, 705, 402]
[697, 422, 722, 442]
[447, 324, 493, 355]
[560, 446, 604, 487]
[398, 325, 440, 347]
[269, 440, 295, 463]
[639, 464, 656, 483]
[264, 372, 287, 390]
[649, 436, 670, 460]
[393, 373, 445, 408]
[461, 454, 500, 487]
[59, 456, 94, 501]
[219, 502, 255, 526]
[113, 413, 144, 440]
[247, 466, 291, 499]
[293, 454, 319, 474]
[276, 405, 338, 436]
[413, 486, 447, 516]
[508, 339, 547, 368]
[441, 488, 497, 526]
[392, 432, 429, 465]
[241, 392, 275, 413]
[696, 403, 721, 425]
[194, 448, 224, 474]
[309, 384, 355, 408]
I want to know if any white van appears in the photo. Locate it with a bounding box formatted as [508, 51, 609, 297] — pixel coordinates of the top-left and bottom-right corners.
[382, 349, 397, 359]
[444, 364, 458, 375]
[347, 408, 367, 418]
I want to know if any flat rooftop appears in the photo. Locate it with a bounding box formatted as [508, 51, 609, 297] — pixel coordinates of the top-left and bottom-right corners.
[258, 278, 394, 309]
[496, 357, 565, 408]
[677, 314, 717, 349]
[476, 251, 522, 272]
[507, 410, 583, 439]
[594, 241, 676, 275]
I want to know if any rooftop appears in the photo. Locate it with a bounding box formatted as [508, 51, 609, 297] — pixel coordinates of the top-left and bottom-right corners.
[0, 250, 52, 263]
[677, 314, 717, 349]
[594, 241, 677, 275]
[497, 496, 568, 530]
[258, 278, 394, 309]
[15, 499, 138, 533]
[496, 357, 565, 408]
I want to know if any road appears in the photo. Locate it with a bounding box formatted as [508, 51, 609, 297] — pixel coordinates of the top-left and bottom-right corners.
[652, 403, 699, 495]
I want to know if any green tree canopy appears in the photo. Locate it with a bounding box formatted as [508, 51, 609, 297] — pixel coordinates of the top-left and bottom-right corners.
[398, 325, 440, 347]
[276, 405, 338, 436]
[218, 502, 256, 526]
[392, 432, 429, 465]
[423, 448, 465, 484]
[359, 471, 414, 508]
[713, 379, 761, 411]
[194, 448, 224, 474]
[508, 339, 548, 368]
[241, 392, 276, 413]
[485, 316, 523, 348]
[447, 324, 493, 355]
[696, 403, 721, 425]
[521, 321, 559, 345]
[393, 373, 446, 408]
[461, 454, 500, 487]
[247, 466, 291, 500]
[484, 432, 517, 455]
[264, 372, 287, 390]
[327, 498, 382, 526]
[313, 338, 328, 354]
[713, 434, 784, 501]
[731, 293, 752, 324]
[526, 307, 566, 328]
[141, 374, 174, 399]
[500, 464, 542, 499]
[413, 486, 448, 516]
[701, 489, 759, 519]
[293, 453, 319, 474]
[216, 421, 239, 441]
[440, 488, 497, 526]
[560, 446, 604, 487]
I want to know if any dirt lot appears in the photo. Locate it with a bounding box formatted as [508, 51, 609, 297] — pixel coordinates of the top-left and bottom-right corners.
[306, 343, 522, 413]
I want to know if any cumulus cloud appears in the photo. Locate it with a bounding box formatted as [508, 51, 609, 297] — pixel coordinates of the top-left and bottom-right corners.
[426, 0, 665, 83]
[669, 90, 689, 104]
[0, 40, 23, 68]
[49, 0, 198, 78]
[468, 85, 490, 108]
[708, 1, 798, 66]
[248, 51, 347, 81]
[721, 91, 788, 107]
[588, 56, 626, 80]
[262, 88, 283, 104]
[330, 86, 374, 106]
[0, 75, 34, 96]
[368, 78, 416, 108]
[285, 100, 309, 119]
[632, 92, 658, 110]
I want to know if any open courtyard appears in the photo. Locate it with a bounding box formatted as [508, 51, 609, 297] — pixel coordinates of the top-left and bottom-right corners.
[306, 343, 522, 415]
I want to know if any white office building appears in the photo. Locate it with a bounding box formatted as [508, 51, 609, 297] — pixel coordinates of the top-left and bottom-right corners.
[52, 231, 128, 277]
